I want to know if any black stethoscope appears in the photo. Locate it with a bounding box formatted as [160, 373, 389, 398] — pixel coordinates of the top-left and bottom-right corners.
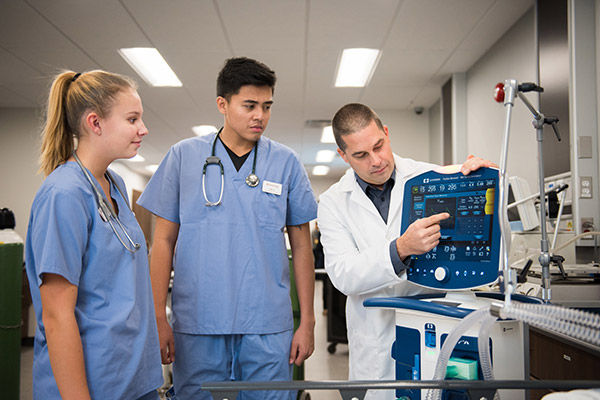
[73, 151, 141, 253]
[202, 128, 259, 207]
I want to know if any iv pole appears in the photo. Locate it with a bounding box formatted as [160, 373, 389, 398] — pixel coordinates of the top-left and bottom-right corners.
[494, 80, 562, 303]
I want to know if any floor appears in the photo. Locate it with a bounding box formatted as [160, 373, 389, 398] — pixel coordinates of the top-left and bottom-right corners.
[19, 279, 349, 399]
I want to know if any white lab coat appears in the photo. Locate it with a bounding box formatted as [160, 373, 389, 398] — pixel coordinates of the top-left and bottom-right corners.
[317, 154, 439, 400]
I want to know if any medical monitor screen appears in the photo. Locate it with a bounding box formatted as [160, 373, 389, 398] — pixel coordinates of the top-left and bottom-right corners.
[401, 167, 501, 290]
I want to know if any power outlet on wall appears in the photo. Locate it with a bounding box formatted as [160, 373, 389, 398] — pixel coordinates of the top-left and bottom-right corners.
[581, 217, 594, 239]
[579, 176, 593, 198]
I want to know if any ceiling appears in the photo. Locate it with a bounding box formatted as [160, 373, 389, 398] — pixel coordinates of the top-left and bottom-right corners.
[0, 0, 533, 179]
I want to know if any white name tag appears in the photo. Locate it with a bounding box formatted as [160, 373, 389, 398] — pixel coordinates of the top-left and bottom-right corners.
[262, 180, 282, 196]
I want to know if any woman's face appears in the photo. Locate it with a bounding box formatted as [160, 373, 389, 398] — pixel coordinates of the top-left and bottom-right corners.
[98, 88, 148, 160]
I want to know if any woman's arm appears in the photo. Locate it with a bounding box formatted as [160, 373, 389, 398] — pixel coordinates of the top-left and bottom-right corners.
[40, 273, 91, 400]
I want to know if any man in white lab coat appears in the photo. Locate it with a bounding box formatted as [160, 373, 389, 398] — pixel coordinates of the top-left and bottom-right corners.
[317, 103, 495, 400]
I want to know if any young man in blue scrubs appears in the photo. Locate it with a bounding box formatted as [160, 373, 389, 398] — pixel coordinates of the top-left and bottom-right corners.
[138, 57, 317, 399]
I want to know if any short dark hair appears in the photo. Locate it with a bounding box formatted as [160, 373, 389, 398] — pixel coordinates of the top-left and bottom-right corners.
[332, 103, 384, 151]
[216, 57, 277, 101]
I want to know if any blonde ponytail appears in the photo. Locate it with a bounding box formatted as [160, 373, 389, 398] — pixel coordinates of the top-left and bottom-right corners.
[39, 72, 76, 176]
[39, 70, 137, 176]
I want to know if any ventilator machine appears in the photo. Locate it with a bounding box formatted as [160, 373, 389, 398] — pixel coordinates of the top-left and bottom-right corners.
[365, 80, 600, 400]
[366, 166, 535, 400]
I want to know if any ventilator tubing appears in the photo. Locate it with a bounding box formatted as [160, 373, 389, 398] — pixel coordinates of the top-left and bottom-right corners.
[426, 306, 493, 400]
[499, 302, 600, 347]
[477, 313, 501, 400]
[477, 314, 496, 382]
[426, 302, 600, 400]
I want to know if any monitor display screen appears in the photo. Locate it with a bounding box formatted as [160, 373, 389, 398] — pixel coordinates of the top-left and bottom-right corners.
[401, 167, 501, 290]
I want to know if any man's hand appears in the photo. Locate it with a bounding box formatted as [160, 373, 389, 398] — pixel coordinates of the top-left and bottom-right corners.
[396, 213, 450, 259]
[156, 317, 175, 364]
[289, 322, 315, 366]
[460, 154, 498, 175]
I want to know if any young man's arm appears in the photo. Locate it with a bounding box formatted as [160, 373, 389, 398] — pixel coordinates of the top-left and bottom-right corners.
[287, 222, 316, 366]
[150, 216, 180, 364]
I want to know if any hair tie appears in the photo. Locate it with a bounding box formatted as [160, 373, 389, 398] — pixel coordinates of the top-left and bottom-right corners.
[72, 73, 81, 82]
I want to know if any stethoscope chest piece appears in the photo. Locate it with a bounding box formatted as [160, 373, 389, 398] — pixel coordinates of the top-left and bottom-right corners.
[245, 173, 260, 187]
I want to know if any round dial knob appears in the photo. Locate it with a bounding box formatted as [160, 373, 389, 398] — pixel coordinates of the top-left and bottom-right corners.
[434, 266, 450, 282]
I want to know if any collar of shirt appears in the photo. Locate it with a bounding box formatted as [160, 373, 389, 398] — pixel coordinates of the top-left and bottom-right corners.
[355, 170, 396, 195]
[354, 170, 396, 223]
[219, 136, 252, 172]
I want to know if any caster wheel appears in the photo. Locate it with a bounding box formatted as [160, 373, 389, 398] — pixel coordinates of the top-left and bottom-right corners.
[327, 343, 337, 354]
[299, 391, 311, 400]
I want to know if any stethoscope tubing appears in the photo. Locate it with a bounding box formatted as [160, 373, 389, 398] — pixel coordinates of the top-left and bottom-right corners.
[202, 128, 259, 207]
[73, 151, 140, 253]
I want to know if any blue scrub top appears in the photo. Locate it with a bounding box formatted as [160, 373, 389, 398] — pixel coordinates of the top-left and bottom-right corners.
[138, 134, 318, 335]
[25, 162, 163, 400]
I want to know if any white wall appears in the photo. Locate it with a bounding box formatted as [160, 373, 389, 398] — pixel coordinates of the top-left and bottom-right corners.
[597, 0, 600, 163]
[378, 108, 431, 163]
[0, 108, 44, 240]
[429, 100, 442, 164]
[466, 8, 539, 189]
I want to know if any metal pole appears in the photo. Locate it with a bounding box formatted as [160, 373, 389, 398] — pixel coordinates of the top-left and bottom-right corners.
[499, 79, 518, 305]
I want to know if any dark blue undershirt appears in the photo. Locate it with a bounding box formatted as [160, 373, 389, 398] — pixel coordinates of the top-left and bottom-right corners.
[355, 171, 409, 275]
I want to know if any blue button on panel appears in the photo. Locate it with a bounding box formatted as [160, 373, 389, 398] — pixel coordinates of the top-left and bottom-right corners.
[424, 323, 436, 348]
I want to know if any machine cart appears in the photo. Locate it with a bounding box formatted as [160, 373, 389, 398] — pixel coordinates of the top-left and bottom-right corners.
[365, 292, 542, 400]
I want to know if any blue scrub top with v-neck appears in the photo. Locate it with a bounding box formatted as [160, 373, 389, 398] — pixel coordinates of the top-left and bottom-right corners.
[138, 133, 318, 335]
[25, 162, 162, 400]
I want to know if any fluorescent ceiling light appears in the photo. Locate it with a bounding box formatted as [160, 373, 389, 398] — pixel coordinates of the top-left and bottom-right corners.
[312, 165, 330, 176]
[118, 47, 182, 87]
[316, 150, 336, 163]
[334, 48, 381, 87]
[145, 164, 159, 174]
[127, 154, 145, 162]
[320, 126, 335, 144]
[192, 125, 217, 136]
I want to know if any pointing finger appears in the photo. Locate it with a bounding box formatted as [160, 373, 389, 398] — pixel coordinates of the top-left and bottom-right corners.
[426, 212, 450, 225]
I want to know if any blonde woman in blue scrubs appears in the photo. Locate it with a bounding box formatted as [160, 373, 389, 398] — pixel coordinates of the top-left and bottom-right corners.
[25, 70, 162, 399]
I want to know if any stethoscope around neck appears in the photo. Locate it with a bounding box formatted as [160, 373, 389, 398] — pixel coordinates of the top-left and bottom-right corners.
[73, 151, 141, 253]
[202, 128, 259, 206]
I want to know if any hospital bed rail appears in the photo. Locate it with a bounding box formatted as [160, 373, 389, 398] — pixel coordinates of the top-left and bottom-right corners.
[201, 379, 600, 400]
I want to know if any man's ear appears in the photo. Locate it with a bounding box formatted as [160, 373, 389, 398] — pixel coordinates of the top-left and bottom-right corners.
[337, 147, 349, 164]
[216, 96, 228, 116]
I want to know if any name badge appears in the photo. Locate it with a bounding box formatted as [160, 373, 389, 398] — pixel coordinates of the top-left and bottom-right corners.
[262, 180, 282, 196]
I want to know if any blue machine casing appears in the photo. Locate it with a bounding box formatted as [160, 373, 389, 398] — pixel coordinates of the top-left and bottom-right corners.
[400, 167, 501, 290]
[364, 167, 538, 400]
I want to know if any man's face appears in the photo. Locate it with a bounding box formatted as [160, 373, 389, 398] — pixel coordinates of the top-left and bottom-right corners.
[337, 120, 395, 187]
[217, 85, 273, 145]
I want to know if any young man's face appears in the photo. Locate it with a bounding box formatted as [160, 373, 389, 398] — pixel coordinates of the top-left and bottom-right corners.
[217, 85, 273, 145]
[337, 120, 395, 187]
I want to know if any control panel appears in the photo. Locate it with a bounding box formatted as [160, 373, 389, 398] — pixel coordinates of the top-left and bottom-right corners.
[401, 167, 501, 290]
